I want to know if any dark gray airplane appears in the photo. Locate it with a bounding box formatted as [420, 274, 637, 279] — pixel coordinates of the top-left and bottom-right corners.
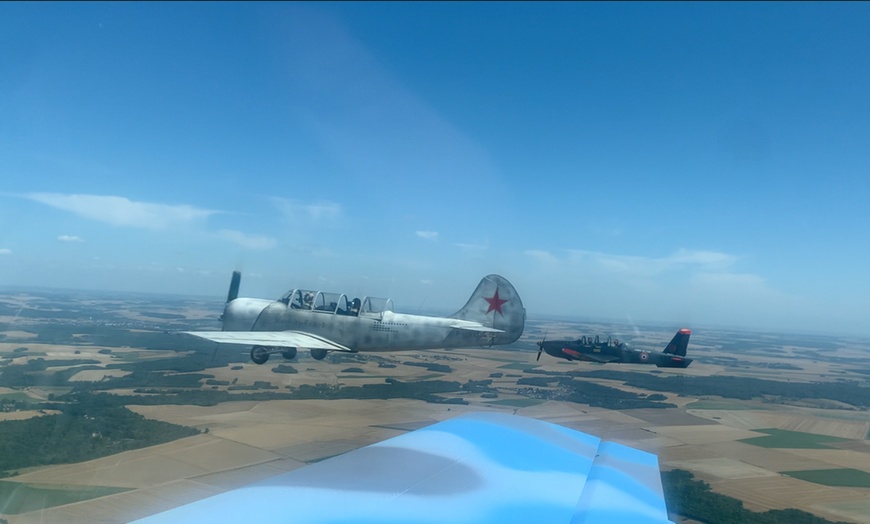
[536, 328, 693, 368]
[186, 272, 525, 364]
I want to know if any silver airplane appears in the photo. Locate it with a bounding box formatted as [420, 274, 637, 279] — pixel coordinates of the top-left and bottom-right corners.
[185, 272, 526, 364]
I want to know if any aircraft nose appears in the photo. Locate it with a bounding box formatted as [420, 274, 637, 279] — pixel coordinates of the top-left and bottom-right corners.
[221, 298, 272, 331]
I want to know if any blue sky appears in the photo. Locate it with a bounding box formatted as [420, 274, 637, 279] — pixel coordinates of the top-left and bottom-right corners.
[2, 2, 869, 335]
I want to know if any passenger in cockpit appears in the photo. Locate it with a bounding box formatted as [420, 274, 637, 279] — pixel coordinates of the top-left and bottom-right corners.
[350, 298, 361, 316]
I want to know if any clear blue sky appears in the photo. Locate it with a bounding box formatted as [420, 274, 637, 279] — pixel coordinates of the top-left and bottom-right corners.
[2, 2, 869, 335]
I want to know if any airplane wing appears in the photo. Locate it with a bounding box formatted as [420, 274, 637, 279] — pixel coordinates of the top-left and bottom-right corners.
[580, 352, 623, 364]
[182, 331, 353, 352]
[129, 412, 673, 524]
[447, 319, 505, 333]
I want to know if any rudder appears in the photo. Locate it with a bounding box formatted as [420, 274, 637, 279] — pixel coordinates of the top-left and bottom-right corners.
[451, 274, 525, 345]
[663, 328, 691, 356]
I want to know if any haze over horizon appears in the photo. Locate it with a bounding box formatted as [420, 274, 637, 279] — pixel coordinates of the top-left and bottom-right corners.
[2, 3, 869, 336]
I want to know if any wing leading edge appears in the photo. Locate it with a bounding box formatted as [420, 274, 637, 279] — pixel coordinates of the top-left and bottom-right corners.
[130, 411, 672, 524]
[185, 322, 501, 351]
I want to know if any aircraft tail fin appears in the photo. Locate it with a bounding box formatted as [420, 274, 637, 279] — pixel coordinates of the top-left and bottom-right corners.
[219, 271, 242, 325]
[450, 274, 525, 345]
[226, 271, 241, 303]
[663, 328, 691, 356]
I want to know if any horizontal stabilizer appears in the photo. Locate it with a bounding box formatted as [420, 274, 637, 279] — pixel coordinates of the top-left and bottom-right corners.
[447, 319, 505, 333]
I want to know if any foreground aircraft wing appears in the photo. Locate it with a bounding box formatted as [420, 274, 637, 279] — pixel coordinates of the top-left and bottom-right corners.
[130, 411, 673, 524]
[182, 331, 353, 352]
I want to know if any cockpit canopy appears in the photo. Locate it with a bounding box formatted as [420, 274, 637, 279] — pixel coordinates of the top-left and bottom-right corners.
[361, 296, 393, 315]
[279, 288, 393, 317]
[573, 335, 622, 347]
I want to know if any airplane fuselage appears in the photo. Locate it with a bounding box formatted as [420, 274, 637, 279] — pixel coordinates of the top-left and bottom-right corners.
[224, 298, 518, 352]
[187, 273, 526, 364]
[538, 329, 693, 368]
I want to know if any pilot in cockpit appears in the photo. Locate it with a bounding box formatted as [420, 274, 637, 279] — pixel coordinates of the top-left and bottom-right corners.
[350, 298, 361, 316]
[303, 292, 315, 309]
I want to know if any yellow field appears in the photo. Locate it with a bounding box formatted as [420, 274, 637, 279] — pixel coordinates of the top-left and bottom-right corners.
[0, 331, 38, 339]
[0, 410, 60, 421]
[68, 369, 131, 382]
[666, 457, 778, 479]
[688, 408, 870, 439]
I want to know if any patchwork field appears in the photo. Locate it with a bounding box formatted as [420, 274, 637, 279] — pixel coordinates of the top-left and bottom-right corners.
[6, 380, 870, 523]
[740, 428, 852, 449]
[5, 342, 870, 524]
[687, 406, 870, 440]
[3, 292, 870, 523]
[0, 482, 129, 515]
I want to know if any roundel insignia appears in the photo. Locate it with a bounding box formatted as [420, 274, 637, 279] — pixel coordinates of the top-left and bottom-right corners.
[640, 352, 650, 362]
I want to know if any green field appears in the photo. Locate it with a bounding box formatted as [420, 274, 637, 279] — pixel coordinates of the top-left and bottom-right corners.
[497, 363, 539, 371]
[0, 481, 129, 514]
[740, 428, 850, 449]
[114, 351, 145, 361]
[484, 398, 546, 408]
[413, 374, 446, 381]
[781, 468, 870, 487]
[336, 374, 395, 379]
[0, 392, 33, 402]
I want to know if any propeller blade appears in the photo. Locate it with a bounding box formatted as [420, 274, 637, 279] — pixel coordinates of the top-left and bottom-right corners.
[535, 330, 550, 362]
[535, 332, 547, 362]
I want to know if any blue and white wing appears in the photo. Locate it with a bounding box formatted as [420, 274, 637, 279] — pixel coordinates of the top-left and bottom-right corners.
[130, 412, 672, 524]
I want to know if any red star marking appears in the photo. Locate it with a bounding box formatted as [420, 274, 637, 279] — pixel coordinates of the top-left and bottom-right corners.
[484, 288, 508, 315]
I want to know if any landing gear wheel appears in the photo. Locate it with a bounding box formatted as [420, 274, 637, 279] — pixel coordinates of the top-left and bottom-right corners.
[281, 347, 298, 360]
[310, 348, 328, 361]
[251, 345, 270, 365]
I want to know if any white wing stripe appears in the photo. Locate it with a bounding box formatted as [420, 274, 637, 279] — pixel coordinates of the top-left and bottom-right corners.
[183, 331, 353, 351]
